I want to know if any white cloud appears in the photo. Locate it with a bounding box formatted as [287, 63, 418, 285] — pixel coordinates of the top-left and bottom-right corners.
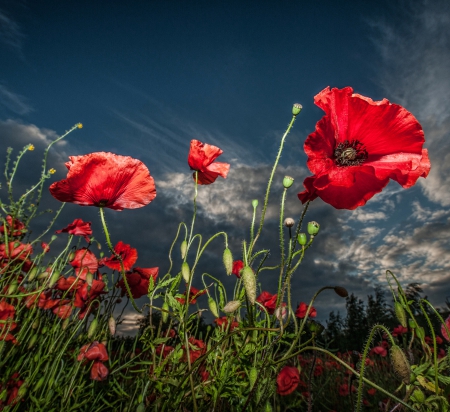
[0, 85, 33, 115]
[0, 8, 24, 54]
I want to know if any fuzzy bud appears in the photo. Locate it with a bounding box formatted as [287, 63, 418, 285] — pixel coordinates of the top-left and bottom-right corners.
[241, 266, 256, 304]
[162, 301, 169, 323]
[48, 270, 61, 288]
[307, 221, 320, 236]
[180, 240, 188, 260]
[223, 248, 233, 275]
[394, 301, 407, 328]
[334, 286, 348, 298]
[87, 318, 98, 339]
[408, 319, 417, 329]
[108, 316, 116, 335]
[136, 403, 146, 412]
[181, 262, 191, 283]
[292, 103, 303, 116]
[249, 367, 258, 389]
[27, 335, 38, 350]
[28, 267, 38, 281]
[7, 280, 18, 295]
[284, 218, 295, 228]
[208, 297, 219, 318]
[86, 272, 93, 287]
[282, 176, 294, 189]
[297, 233, 307, 246]
[411, 389, 425, 404]
[223, 300, 241, 313]
[390, 345, 411, 384]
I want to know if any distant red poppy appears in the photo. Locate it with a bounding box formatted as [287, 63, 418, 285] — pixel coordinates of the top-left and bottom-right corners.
[41, 242, 50, 253]
[176, 286, 207, 305]
[70, 248, 99, 279]
[392, 325, 408, 337]
[100, 241, 137, 271]
[49, 152, 156, 210]
[295, 302, 317, 319]
[214, 316, 239, 331]
[232, 260, 244, 278]
[276, 366, 300, 396]
[0, 242, 32, 261]
[256, 291, 286, 316]
[55, 218, 93, 242]
[188, 140, 230, 185]
[0, 301, 17, 343]
[298, 87, 430, 210]
[117, 267, 159, 298]
[369, 346, 387, 357]
[441, 315, 450, 341]
[0, 216, 26, 237]
[74, 279, 106, 308]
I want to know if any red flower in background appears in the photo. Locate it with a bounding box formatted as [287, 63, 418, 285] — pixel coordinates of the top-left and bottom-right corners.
[441, 315, 450, 341]
[232, 260, 244, 278]
[295, 302, 317, 319]
[49, 152, 156, 210]
[276, 366, 300, 396]
[188, 140, 230, 185]
[117, 267, 159, 298]
[0, 242, 32, 261]
[0, 215, 26, 237]
[392, 325, 408, 336]
[256, 291, 286, 316]
[101, 241, 137, 272]
[55, 218, 93, 242]
[214, 317, 239, 331]
[369, 346, 387, 357]
[0, 301, 17, 343]
[298, 87, 430, 210]
[78, 341, 109, 381]
[70, 248, 98, 279]
[176, 286, 207, 305]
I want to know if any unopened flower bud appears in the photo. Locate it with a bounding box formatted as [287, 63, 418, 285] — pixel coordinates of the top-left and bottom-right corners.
[297, 233, 307, 246]
[416, 326, 425, 340]
[284, 218, 295, 228]
[249, 367, 258, 389]
[108, 316, 116, 335]
[86, 272, 93, 287]
[252, 199, 258, 208]
[411, 389, 425, 404]
[68, 252, 75, 261]
[87, 318, 98, 339]
[180, 240, 187, 259]
[334, 286, 348, 298]
[48, 270, 61, 288]
[390, 345, 411, 384]
[223, 300, 241, 313]
[223, 248, 233, 275]
[27, 335, 38, 350]
[408, 319, 416, 329]
[208, 297, 219, 318]
[51, 235, 57, 242]
[62, 318, 70, 330]
[241, 267, 256, 304]
[394, 301, 407, 328]
[136, 403, 145, 412]
[28, 267, 38, 281]
[307, 221, 320, 236]
[181, 262, 191, 283]
[7, 280, 18, 295]
[283, 176, 294, 189]
[162, 301, 169, 323]
[292, 103, 303, 116]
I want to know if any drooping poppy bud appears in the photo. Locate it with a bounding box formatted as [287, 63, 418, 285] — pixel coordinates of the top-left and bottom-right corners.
[223, 300, 241, 313]
[208, 297, 219, 318]
[180, 240, 187, 260]
[334, 286, 349, 298]
[223, 248, 233, 275]
[161, 301, 169, 323]
[181, 262, 190, 283]
[394, 301, 407, 328]
[390, 345, 411, 384]
[241, 266, 256, 304]
[88, 318, 98, 339]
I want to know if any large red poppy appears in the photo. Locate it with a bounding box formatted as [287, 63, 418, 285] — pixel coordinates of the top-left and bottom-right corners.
[298, 87, 430, 210]
[70, 248, 99, 279]
[187, 140, 230, 185]
[49, 152, 156, 211]
[117, 267, 158, 299]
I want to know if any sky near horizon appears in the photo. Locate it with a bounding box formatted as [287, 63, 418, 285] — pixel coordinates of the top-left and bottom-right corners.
[1, 0, 449, 333]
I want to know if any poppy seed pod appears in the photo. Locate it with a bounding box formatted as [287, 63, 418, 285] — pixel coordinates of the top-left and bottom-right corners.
[252, 199, 258, 208]
[223, 300, 241, 313]
[307, 221, 320, 236]
[292, 103, 303, 116]
[180, 240, 187, 260]
[241, 266, 256, 304]
[223, 248, 233, 275]
[181, 262, 191, 283]
[334, 286, 348, 298]
[297, 233, 307, 245]
[283, 176, 294, 189]
[394, 301, 407, 328]
[284, 218, 295, 228]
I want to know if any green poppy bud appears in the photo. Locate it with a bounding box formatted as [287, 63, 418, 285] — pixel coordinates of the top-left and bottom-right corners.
[27, 334, 38, 350]
[51, 235, 58, 241]
[223, 248, 233, 275]
[162, 301, 169, 323]
[297, 233, 307, 245]
[390, 345, 410, 384]
[252, 199, 258, 208]
[181, 262, 190, 283]
[86, 272, 93, 287]
[249, 367, 258, 389]
[223, 300, 241, 313]
[408, 319, 416, 329]
[307, 221, 320, 236]
[411, 389, 425, 404]
[17, 384, 27, 398]
[394, 301, 407, 328]
[7, 280, 18, 295]
[0, 389, 7, 402]
[32, 318, 40, 329]
[241, 266, 256, 304]
[180, 240, 188, 260]
[87, 318, 98, 339]
[416, 326, 425, 340]
[68, 251, 75, 261]
[48, 270, 61, 288]
[62, 318, 70, 330]
[292, 103, 303, 116]
[34, 377, 45, 392]
[136, 402, 145, 412]
[283, 176, 294, 189]
[208, 297, 219, 318]
[28, 266, 38, 281]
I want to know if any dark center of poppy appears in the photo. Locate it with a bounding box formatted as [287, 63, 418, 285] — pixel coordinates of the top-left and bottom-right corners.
[98, 199, 109, 207]
[334, 140, 368, 167]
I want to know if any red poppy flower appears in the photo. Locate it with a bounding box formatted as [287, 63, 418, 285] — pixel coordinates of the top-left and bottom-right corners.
[0, 216, 26, 237]
[298, 87, 430, 210]
[41, 242, 50, 253]
[295, 302, 317, 319]
[74, 279, 106, 308]
[52, 302, 73, 319]
[176, 286, 207, 305]
[256, 291, 286, 316]
[100, 241, 137, 271]
[90, 360, 109, 381]
[441, 315, 450, 341]
[369, 346, 387, 357]
[276, 366, 300, 396]
[55, 218, 93, 242]
[187, 140, 230, 185]
[232, 260, 244, 278]
[49, 152, 156, 210]
[0, 242, 33, 261]
[214, 316, 239, 331]
[0, 301, 17, 343]
[70, 248, 99, 279]
[392, 325, 408, 337]
[117, 267, 158, 299]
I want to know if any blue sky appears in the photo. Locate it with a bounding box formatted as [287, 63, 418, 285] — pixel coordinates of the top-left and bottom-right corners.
[1, 0, 449, 333]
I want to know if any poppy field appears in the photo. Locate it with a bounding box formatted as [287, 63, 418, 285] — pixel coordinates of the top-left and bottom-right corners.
[0, 87, 449, 411]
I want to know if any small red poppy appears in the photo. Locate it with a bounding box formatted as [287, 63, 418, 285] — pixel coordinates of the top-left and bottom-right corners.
[91, 360, 109, 381]
[55, 218, 93, 242]
[100, 241, 137, 271]
[295, 302, 317, 319]
[117, 267, 159, 299]
[441, 315, 450, 341]
[276, 366, 300, 396]
[188, 140, 230, 185]
[70, 248, 99, 279]
[298, 87, 430, 210]
[231, 260, 244, 278]
[49, 152, 156, 210]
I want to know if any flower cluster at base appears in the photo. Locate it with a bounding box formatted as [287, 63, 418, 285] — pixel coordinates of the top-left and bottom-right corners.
[298, 86, 430, 210]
